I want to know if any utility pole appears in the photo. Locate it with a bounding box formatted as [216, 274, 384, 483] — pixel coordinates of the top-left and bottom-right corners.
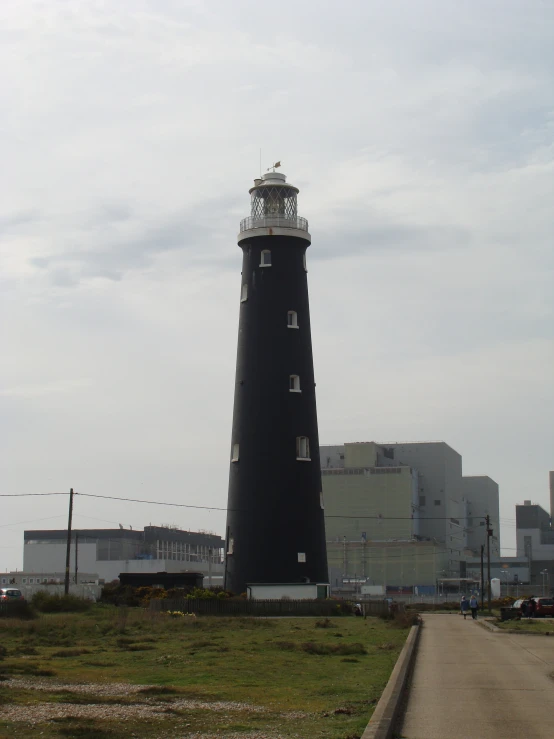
[486, 514, 492, 614]
[64, 488, 74, 596]
[481, 544, 485, 610]
[74, 532, 79, 585]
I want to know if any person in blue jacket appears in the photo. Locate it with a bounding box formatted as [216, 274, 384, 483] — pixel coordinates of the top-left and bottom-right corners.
[469, 594, 479, 619]
[460, 595, 470, 620]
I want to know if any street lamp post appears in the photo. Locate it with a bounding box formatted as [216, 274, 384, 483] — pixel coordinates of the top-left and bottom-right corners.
[540, 569, 549, 597]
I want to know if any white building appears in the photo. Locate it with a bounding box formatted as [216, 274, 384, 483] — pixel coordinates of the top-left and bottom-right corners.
[23, 525, 225, 586]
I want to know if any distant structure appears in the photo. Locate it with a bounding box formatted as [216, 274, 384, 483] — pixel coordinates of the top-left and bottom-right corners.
[224, 167, 328, 594]
[516, 498, 554, 587]
[22, 526, 224, 585]
[320, 441, 500, 594]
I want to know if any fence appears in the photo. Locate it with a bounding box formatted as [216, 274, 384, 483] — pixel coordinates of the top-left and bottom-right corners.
[150, 598, 390, 617]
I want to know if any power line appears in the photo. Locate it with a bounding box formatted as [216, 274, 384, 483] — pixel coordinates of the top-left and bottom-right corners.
[0, 492, 67, 497]
[0, 514, 68, 530]
[76, 492, 229, 511]
[1, 490, 489, 521]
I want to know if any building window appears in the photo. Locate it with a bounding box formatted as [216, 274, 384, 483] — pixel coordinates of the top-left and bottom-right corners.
[289, 375, 301, 392]
[260, 250, 271, 267]
[231, 444, 239, 462]
[419, 496, 426, 506]
[241, 284, 248, 302]
[296, 436, 310, 460]
[434, 500, 441, 506]
[298, 553, 306, 563]
[227, 538, 234, 555]
[1, 578, 6, 584]
[303, 252, 307, 272]
[29, 578, 34, 584]
[287, 310, 298, 328]
[22, 578, 27, 584]
[320, 492, 324, 509]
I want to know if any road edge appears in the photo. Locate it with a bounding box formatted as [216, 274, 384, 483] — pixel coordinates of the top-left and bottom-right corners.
[361, 621, 421, 739]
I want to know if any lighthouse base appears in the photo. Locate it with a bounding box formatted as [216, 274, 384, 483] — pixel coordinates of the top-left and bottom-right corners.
[246, 582, 330, 600]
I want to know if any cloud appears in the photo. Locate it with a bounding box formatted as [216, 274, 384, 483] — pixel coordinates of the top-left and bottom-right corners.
[0, 0, 553, 571]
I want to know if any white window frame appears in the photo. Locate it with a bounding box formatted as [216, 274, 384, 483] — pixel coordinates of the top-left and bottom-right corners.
[287, 310, 299, 329]
[231, 443, 240, 462]
[296, 436, 310, 461]
[241, 284, 248, 302]
[260, 249, 272, 267]
[289, 375, 301, 393]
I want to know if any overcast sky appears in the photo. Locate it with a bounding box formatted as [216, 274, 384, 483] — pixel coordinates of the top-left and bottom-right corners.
[1, 0, 553, 571]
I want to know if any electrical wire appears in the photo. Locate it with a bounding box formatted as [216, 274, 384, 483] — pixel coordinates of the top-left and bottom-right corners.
[2, 490, 489, 521]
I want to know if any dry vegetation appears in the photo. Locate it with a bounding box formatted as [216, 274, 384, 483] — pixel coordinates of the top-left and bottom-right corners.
[0, 605, 410, 738]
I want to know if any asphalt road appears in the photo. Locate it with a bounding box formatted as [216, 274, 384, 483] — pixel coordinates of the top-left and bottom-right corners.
[399, 614, 554, 738]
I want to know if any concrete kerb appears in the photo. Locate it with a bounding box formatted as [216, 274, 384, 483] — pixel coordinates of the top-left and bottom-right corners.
[361, 622, 421, 739]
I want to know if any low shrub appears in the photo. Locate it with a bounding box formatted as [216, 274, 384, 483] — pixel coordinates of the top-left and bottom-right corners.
[315, 618, 336, 629]
[273, 640, 367, 656]
[0, 601, 36, 620]
[31, 592, 91, 613]
[0, 646, 7, 660]
[51, 648, 92, 658]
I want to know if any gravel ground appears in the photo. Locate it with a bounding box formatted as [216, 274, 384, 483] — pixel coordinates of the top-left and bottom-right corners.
[2, 677, 309, 731]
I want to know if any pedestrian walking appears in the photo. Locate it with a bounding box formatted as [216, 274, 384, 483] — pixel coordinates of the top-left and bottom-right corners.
[527, 597, 537, 619]
[469, 594, 479, 620]
[520, 600, 527, 618]
[460, 595, 470, 620]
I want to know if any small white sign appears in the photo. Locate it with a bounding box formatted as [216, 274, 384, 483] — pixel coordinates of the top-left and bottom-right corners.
[298, 552, 306, 563]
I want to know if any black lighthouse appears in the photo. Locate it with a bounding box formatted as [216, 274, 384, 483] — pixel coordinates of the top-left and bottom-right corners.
[224, 167, 328, 595]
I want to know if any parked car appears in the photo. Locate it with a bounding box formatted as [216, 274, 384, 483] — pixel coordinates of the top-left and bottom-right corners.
[0, 587, 25, 602]
[532, 597, 554, 617]
[511, 599, 525, 611]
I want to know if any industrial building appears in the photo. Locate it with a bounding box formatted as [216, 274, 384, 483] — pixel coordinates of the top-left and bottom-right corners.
[23, 526, 225, 585]
[321, 441, 500, 593]
[515, 487, 554, 590]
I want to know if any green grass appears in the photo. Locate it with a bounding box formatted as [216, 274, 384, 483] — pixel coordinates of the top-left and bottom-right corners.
[0, 607, 410, 738]
[495, 619, 554, 634]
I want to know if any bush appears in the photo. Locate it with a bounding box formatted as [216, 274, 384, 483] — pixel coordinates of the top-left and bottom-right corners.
[100, 583, 140, 607]
[315, 618, 336, 629]
[31, 592, 91, 613]
[51, 648, 92, 658]
[0, 601, 35, 620]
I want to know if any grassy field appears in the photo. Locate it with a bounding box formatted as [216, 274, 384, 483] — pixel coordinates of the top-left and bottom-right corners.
[495, 618, 554, 634]
[0, 606, 411, 739]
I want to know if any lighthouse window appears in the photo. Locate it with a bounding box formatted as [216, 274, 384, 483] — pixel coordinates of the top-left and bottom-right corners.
[260, 250, 272, 267]
[287, 311, 298, 328]
[241, 284, 248, 302]
[289, 375, 301, 392]
[296, 436, 310, 460]
[303, 253, 307, 272]
[231, 444, 240, 462]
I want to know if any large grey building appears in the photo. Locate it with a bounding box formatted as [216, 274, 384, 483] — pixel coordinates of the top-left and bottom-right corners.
[321, 440, 500, 591]
[462, 476, 500, 557]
